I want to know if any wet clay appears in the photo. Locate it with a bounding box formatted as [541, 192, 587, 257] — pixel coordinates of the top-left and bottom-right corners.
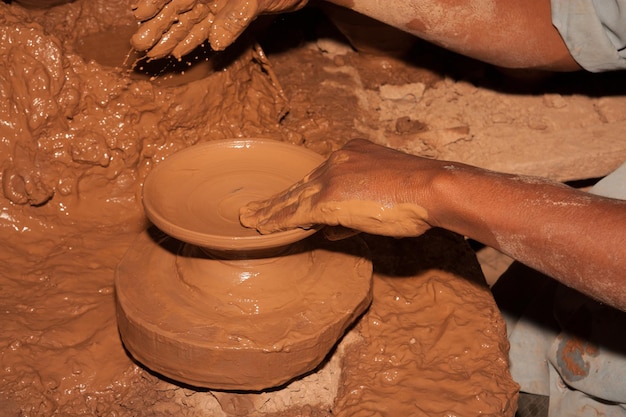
[143, 139, 324, 250]
[131, 0, 264, 57]
[117, 139, 373, 390]
[0, 1, 519, 415]
[244, 199, 431, 238]
[334, 234, 520, 416]
[116, 231, 373, 390]
[0, 0, 288, 220]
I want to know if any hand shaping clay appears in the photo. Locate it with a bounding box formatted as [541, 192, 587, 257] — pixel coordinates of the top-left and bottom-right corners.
[142, 139, 324, 251]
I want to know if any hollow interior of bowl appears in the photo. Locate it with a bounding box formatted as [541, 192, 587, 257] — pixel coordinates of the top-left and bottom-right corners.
[142, 139, 325, 251]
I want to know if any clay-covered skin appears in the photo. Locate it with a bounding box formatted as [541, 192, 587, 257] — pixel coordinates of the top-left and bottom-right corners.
[240, 139, 433, 237]
[132, 0, 580, 69]
[131, 0, 308, 58]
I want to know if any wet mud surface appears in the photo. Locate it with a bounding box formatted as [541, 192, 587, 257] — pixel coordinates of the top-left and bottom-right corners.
[2, 1, 624, 416]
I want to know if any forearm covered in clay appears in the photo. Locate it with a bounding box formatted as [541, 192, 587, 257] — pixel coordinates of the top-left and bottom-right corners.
[325, 0, 580, 70]
[127, 0, 581, 70]
[432, 164, 626, 310]
[241, 139, 626, 311]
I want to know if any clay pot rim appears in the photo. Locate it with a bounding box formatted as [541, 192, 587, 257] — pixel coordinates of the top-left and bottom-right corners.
[142, 138, 324, 251]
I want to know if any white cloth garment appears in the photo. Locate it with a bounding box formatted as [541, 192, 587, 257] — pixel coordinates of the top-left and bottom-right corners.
[551, 0, 626, 71]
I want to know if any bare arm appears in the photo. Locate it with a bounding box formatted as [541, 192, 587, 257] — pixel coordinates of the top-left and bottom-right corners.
[130, 0, 308, 59]
[240, 139, 626, 310]
[328, 0, 580, 70]
[131, 0, 581, 71]
[431, 159, 626, 309]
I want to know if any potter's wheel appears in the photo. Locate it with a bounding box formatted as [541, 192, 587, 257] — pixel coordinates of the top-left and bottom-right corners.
[115, 139, 373, 390]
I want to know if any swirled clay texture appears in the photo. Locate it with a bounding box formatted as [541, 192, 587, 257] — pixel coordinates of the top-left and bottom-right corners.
[0, 1, 518, 415]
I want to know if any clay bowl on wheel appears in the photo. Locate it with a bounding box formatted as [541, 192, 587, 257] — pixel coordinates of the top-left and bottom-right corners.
[142, 138, 324, 252]
[116, 138, 374, 390]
